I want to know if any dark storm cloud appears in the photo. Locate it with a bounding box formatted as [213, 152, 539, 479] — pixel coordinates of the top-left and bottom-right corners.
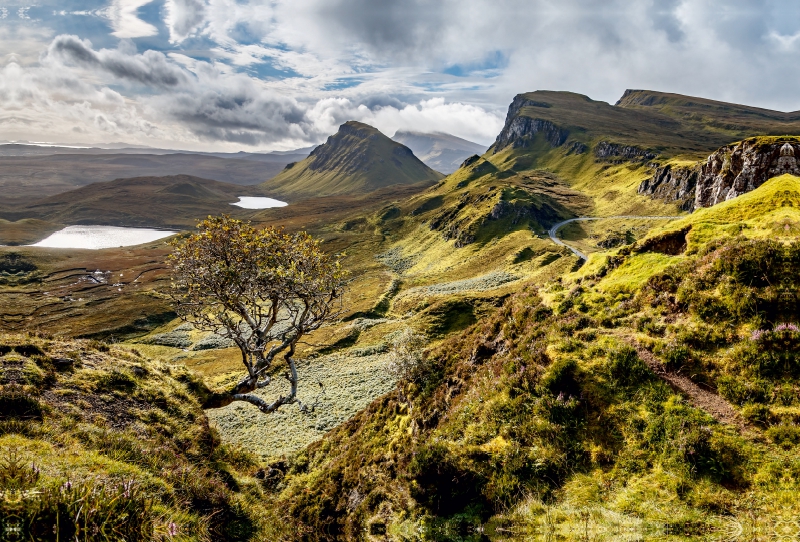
[48, 35, 189, 88]
[650, 0, 685, 43]
[317, 0, 447, 60]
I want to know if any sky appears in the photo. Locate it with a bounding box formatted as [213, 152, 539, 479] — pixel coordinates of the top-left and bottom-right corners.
[2, 0, 800, 151]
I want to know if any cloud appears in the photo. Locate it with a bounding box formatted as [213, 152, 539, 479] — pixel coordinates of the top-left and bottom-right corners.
[165, 0, 207, 43]
[47, 35, 189, 88]
[106, 0, 159, 38]
[8, 0, 800, 149]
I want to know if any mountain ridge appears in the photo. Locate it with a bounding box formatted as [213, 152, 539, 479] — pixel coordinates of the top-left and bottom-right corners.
[262, 121, 444, 200]
[391, 130, 486, 174]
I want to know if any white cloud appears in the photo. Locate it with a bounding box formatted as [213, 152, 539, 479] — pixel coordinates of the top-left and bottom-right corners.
[106, 0, 159, 39]
[165, 0, 207, 43]
[7, 0, 800, 149]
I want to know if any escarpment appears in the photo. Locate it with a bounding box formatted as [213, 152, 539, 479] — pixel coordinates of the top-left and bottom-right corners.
[639, 137, 800, 210]
[638, 164, 699, 211]
[492, 95, 569, 152]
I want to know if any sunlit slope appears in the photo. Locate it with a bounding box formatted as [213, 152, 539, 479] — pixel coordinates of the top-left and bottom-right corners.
[263, 121, 443, 200]
[653, 174, 800, 247]
[579, 174, 800, 294]
[0, 333, 271, 539]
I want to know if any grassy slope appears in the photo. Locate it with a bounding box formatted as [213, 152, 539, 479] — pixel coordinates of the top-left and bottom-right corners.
[263, 121, 443, 200]
[0, 333, 276, 540]
[262, 177, 800, 540]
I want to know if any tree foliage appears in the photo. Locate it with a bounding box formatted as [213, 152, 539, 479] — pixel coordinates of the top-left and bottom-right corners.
[169, 216, 348, 413]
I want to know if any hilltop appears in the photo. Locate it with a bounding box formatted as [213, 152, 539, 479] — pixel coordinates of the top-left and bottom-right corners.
[391, 130, 487, 174]
[263, 121, 443, 200]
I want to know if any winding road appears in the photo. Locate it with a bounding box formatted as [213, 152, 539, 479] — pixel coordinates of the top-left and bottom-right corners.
[548, 216, 684, 260]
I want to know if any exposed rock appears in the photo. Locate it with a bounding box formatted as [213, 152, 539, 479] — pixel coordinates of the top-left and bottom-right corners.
[638, 138, 800, 210]
[460, 154, 481, 168]
[638, 164, 699, 211]
[694, 138, 800, 208]
[492, 95, 569, 153]
[595, 141, 658, 162]
[635, 227, 691, 256]
[565, 141, 588, 155]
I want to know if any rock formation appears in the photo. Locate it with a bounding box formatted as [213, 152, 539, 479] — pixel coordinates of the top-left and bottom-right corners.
[694, 138, 800, 208]
[638, 164, 699, 211]
[639, 138, 800, 210]
[595, 141, 657, 162]
[492, 95, 569, 153]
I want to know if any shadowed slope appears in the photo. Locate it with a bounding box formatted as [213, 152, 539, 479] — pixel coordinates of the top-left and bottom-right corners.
[9, 175, 266, 229]
[392, 131, 487, 174]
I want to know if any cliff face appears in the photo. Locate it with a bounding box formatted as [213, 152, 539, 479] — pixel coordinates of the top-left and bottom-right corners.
[492, 95, 569, 153]
[695, 139, 800, 208]
[639, 138, 800, 210]
[638, 164, 699, 211]
[595, 141, 658, 162]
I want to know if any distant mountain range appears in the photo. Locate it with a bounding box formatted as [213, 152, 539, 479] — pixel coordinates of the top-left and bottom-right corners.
[4, 175, 262, 232]
[391, 131, 486, 174]
[263, 121, 444, 199]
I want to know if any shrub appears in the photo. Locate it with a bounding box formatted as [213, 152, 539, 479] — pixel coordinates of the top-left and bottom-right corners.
[539, 358, 581, 398]
[606, 347, 651, 388]
[766, 424, 800, 449]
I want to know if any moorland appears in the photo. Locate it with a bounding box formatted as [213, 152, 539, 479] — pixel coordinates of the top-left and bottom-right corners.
[2, 89, 800, 540]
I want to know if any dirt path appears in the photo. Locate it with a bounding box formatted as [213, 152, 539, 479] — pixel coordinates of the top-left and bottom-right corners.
[624, 340, 754, 433]
[548, 215, 683, 260]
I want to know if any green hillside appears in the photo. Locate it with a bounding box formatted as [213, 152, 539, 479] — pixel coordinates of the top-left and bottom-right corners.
[7, 89, 800, 542]
[262, 121, 444, 200]
[491, 90, 800, 162]
[263, 176, 800, 539]
[0, 333, 274, 540]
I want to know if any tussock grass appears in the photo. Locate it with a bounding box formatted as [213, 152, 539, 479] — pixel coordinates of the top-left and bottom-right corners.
[0, 333, 272, 540]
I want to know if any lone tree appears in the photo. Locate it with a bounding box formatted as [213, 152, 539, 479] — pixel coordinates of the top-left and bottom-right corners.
[168, 216, 348, 413]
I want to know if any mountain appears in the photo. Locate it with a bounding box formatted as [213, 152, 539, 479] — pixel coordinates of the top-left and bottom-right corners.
[12, 174, 264, 229]
[391, 130, 486, 174]
[490, 90, 800, 161]
[262, 121, 444, 200]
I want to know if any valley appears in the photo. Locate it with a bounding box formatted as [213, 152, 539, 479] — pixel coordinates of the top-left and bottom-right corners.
[3, 88, 800, 540]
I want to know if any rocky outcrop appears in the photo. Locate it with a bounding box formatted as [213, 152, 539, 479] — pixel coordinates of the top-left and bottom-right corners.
[638, 164, 699, 211]
[595, 141, 657, 162]
[638, 138, 800, 210]
[694, 138, 800, 208]
[460, 154, 481, 168]
[492, 95, 568, 153]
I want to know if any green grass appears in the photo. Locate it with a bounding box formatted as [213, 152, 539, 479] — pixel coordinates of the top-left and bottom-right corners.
[0, 333, 274, 540]
[260, 226, 800, 540]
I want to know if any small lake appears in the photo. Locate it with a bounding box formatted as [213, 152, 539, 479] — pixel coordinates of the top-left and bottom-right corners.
[30, 226, 177, 250]
[231, 196, 288, 209]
